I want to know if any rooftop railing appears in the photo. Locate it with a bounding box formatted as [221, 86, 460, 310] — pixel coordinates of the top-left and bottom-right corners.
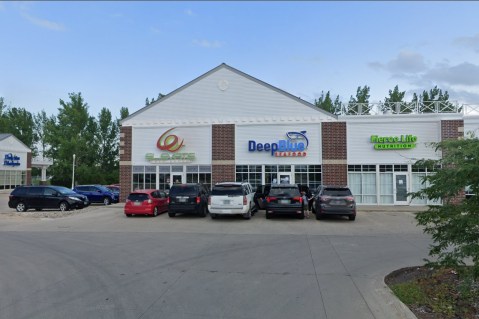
[338, 101, 479, 116]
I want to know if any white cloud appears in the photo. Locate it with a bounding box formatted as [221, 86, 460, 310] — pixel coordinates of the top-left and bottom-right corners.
[454, 33, 479, 53]
[192, 39, 224, 48]
[21, 11, 65, 31]
[369, 51, 427, 74]
[424, 62, 479, 86]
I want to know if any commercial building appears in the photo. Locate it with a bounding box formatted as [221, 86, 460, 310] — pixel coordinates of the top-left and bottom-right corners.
[0, 134, 32, 190]
[119, 64, 479, 206]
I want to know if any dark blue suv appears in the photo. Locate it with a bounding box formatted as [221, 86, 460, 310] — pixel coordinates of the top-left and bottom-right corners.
[73, 185, 119, 205]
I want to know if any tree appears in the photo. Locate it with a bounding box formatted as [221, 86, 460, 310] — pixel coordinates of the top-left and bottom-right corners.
[33, 110, 55, 158]
[145, 93, 165, 106]
[3, 106, 37, 155]
[347, 85, 371, 115]
[97, 107, 119, 183]
[416, 86, 456, 113]
[45, 92, 99, 186]
[382, 85, 409, 114]
[411, 136, 479, 279]
[314, 91, 340, 114]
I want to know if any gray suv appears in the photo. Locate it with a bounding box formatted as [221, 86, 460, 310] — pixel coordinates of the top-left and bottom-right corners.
[312, 185, 357, 221]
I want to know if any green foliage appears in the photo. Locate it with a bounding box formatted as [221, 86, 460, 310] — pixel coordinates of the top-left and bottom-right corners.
[0, 98, 38, 155]
[411, 137, 479, 279]
[391, 282, 428, 305]
[383, 85, 410, 113]
[347, 85, 371, 114]
[314, 91, 342, 115]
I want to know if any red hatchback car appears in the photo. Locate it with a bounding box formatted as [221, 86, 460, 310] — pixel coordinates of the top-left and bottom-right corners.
[124, 189, 168, 217]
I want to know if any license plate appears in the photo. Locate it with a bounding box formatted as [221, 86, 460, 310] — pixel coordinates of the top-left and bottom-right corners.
[178, 197, 187, 203]
[331, 200, 342, 205]
[134, 202, 141, 206]
[279, 199, 290, 204]
[223, 200, 230, 205]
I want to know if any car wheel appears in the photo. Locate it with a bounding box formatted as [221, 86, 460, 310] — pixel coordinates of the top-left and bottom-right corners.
[210, 213, 217, 219]
[168, 212, 176, 217]
[153, 207, 158, 217]
[59, 201, 70, 212]
[266, 212, 272, 219]
[243, 204, 252, 220]
[126, 214, 132, 217]
[103, 197, 111, 205]
[298, 211, 305, 219]
[16, 202, 27, 212]
[349, 215, 356, 221]
[35, 208, 42, 211]
[199, 206, 207, 217]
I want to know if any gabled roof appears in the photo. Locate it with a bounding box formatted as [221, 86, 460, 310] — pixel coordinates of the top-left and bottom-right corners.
[0, 133, 12, 142]
[121, 63, 336, 125]
[0, 133, 31, 152]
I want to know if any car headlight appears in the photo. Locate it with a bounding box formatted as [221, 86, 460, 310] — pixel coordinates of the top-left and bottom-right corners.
[69, 196, 81, 201]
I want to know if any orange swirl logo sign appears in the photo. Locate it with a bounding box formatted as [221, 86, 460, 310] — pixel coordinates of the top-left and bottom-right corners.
[157, 128, 185, 152]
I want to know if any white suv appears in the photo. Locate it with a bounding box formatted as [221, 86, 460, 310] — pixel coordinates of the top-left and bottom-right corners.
[208, 182, 255, 219]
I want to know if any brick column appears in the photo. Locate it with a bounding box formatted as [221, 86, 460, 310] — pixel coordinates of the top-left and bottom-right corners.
[119, 126, 132, 202]
[212, 124, 235, 184]
[26, 152, 32, 185]
[322, 122, 347, 185]
[441, 119, 464, 204]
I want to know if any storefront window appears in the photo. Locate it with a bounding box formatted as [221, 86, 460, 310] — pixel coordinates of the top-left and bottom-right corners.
[348, 165, 377, 204]
[0, 170, 25, 190]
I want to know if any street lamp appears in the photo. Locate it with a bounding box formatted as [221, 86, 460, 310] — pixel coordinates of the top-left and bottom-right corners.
[72, 154, 76, 189]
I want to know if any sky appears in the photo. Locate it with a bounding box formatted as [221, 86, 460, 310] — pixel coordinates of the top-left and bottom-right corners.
[1, 1, 479, 118]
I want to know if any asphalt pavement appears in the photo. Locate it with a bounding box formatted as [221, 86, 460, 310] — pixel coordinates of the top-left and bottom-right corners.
[0, 191, 427, 319]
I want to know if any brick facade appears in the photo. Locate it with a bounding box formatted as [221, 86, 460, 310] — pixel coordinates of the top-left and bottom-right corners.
[441, 119, 465, 204]
[321, 122, 347, 185]
[119, 126, 132, 202]
[26, 152, 32, 185]
[212, 124, 235, 183]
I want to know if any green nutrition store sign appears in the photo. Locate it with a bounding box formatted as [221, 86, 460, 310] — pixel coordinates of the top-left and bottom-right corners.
[370, 134, 417, 150]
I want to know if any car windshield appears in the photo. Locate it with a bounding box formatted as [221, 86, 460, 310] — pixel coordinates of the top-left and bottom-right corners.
[169, 186, 198, 196]
[128, 193, 149, 201]
[211, 185, 242, 196]
[323, 188, 352, 196]
[54, 186, 78, 195]
[269, 187, 300, 197]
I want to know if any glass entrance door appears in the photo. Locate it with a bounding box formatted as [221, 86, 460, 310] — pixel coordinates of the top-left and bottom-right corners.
[394, 173, 408, 205]
[278, 173, 292, 184]
[171, 174, 183, 186]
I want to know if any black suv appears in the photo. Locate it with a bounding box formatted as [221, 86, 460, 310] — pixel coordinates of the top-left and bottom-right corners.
[8, 185, 90, 212]
[311, 185, 356, 221]
[168, 183, 209, 217]
[265, 184, 305, 219]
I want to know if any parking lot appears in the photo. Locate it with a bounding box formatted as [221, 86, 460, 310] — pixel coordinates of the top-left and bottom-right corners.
[0, 193, 427, 319]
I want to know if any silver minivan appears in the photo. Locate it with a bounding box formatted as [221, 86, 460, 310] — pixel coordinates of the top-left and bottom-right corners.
[208, 182, 255, 219]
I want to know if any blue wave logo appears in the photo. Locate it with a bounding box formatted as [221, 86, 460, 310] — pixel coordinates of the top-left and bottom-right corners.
[286, 131, 309, 148]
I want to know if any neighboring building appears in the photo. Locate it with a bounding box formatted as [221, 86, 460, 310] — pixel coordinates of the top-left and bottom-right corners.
[0, 134, 32, 190]
[119, 63, 478, 206]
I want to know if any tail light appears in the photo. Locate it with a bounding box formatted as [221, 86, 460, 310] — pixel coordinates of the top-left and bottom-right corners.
[196, 196, 201, 204]
[243, 196, 247, 205]
[293, 196, 302, 203]
[345, 196, 354, 201]
[167, 197, 170, 204]
[320, 195, 331, 201]
[208, 197, 211, 205]
[266, 196, 277, 203]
